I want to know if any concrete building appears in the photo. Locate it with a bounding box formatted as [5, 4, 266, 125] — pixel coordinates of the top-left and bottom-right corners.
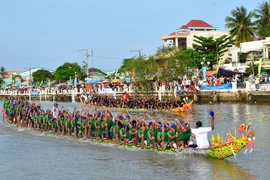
[237, 37, 270, 70]
[160, 20, 229, 50]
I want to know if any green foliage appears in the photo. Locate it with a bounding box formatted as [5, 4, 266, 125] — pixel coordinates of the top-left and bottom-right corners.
[12, 75, 23, 83]
[118, 58, 134, 76]
[32, 69, 53, 82]
[224, 59, 231, 64]
[192, 35, 234, 67]
[54, 62, 85, 82]
[225, 6, 256, 47]
[245, 63, 259, 75]
[239, 53, 247, 63]
[0, 66, 7, 78]
[118, 47, 201, 85]
[88, 68, 107, 76]
[0, 78, 3, 86]
[254, 2, 270, 39]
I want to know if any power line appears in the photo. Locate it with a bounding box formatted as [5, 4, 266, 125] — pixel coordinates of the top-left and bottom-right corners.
[78, 49, 90, 77]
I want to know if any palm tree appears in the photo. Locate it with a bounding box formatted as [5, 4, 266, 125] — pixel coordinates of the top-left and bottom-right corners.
[254, 1, 270, 39]
[0, 66, 7, 78]
[225, 6, 256, 47]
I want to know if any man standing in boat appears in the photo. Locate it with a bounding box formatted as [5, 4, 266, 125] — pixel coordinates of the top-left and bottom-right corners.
[52, 102, 59, 119]
[191, 111, 215, 149]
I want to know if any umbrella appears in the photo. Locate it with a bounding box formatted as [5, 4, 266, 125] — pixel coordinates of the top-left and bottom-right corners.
[111, 79, 122, 84]
[86, 79, 99, 85]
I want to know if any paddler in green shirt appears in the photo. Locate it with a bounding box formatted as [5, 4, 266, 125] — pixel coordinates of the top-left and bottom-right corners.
[119, 124, 129, 142]
[128, 123, 138, 144]
[90, 116, 97, 138]
[40, 111, 46, 131]
[166, 124, 178, 149]
[76, 116, 83, 138]
[65, 114, 71, 136]
[146, 121, 155, 146]
[70, 116, 76, 135]
[86, 115, 93, 138]
[106, 110, 114, 139]
[111, 120, 121, 141]
[157, 125, 167, 150]
[176, 120, 192, 148]
[94, 115, 102, 139]
[100, 115, 107, 139]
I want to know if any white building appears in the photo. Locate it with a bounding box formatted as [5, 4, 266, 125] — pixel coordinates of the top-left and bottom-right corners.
[160, 20, 229, 50]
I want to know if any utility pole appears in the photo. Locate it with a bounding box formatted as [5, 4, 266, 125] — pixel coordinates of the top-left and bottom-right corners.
[91, 48, 94, 80]
[78, 49, 90, 78]
[130, 49, 141, 57]
[29, 67, 32, 88]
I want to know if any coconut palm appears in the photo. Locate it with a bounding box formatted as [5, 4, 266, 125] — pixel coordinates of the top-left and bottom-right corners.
[0, 66, 7, 78]
[254, 1, 270, 39]
[225, 6, 256, 47]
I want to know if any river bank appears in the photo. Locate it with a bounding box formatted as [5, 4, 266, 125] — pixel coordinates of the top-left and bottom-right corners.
[1, 90, 270, 104]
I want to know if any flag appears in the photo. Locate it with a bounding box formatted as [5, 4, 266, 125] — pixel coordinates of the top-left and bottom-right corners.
[69, 76, 72, 85]
[114, 69, 118, 79]
[216, 59, 221, 73]
[48, 79, 51, 87]
[258, 58, 262, 77]
[39, 80, 43, 87]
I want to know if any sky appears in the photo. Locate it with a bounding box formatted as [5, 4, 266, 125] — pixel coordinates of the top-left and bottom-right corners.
[0, 0, 263, 73]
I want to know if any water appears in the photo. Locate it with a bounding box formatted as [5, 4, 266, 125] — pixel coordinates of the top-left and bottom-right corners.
[0, 101, 269, 180]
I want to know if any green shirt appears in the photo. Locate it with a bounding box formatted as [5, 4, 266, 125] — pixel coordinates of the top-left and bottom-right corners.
[166, 130, 176, 143]
[147, 129, 154, 145]
[178, 131, 192, 144]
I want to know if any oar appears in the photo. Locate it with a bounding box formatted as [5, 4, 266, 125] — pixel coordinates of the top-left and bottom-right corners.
[96, 119, 100, 140]
[141, 125, 145, 149]
[135, 118, 139, 147]
[74, 118, 77, 138]
[124, 125, 127, 146]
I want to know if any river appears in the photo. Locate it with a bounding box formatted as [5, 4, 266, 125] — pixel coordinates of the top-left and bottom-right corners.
[0, 101, 269, 180]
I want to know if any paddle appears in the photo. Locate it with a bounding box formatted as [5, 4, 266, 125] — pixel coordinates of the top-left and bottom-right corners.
[141, 125, 145, 149]
[147, 114, 157, 151]
[124, 125, 127, 146]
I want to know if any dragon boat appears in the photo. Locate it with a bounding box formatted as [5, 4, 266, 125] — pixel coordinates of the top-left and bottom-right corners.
[171, 100, 193, 113]
[1, 108, 254, 159]
[80, 98, 193, 113]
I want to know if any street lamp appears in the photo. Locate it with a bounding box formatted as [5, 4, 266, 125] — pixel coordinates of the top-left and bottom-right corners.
[201, 57, 210, 67]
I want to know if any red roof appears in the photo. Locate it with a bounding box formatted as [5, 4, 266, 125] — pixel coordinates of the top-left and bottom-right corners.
[168, 31, 190, 36]
[180, 20, 213, 29]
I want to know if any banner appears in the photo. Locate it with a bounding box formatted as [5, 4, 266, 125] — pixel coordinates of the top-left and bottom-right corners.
[201, 82, 232, 90]
[216, 59, 221, 73]
[258, 58, 262, 77]
[39, 80, 43, 87]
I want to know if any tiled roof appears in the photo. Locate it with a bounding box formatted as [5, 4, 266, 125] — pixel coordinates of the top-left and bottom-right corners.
[180, 20, 213, 29]
[168, 31, 190, 36]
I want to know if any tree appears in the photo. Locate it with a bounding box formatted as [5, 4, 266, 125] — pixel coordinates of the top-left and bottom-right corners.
[32, 69, 53, 82]
[54, 62, 85, 82]
[118, 58, 134, 77]
[0, 66, 7, 78]
[0, 78, 4, 86]
[88, 68, 107, 76]
[254, 1, 270, 39]
[192, 35, 234, 67]
[225, 6, 256, 47]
